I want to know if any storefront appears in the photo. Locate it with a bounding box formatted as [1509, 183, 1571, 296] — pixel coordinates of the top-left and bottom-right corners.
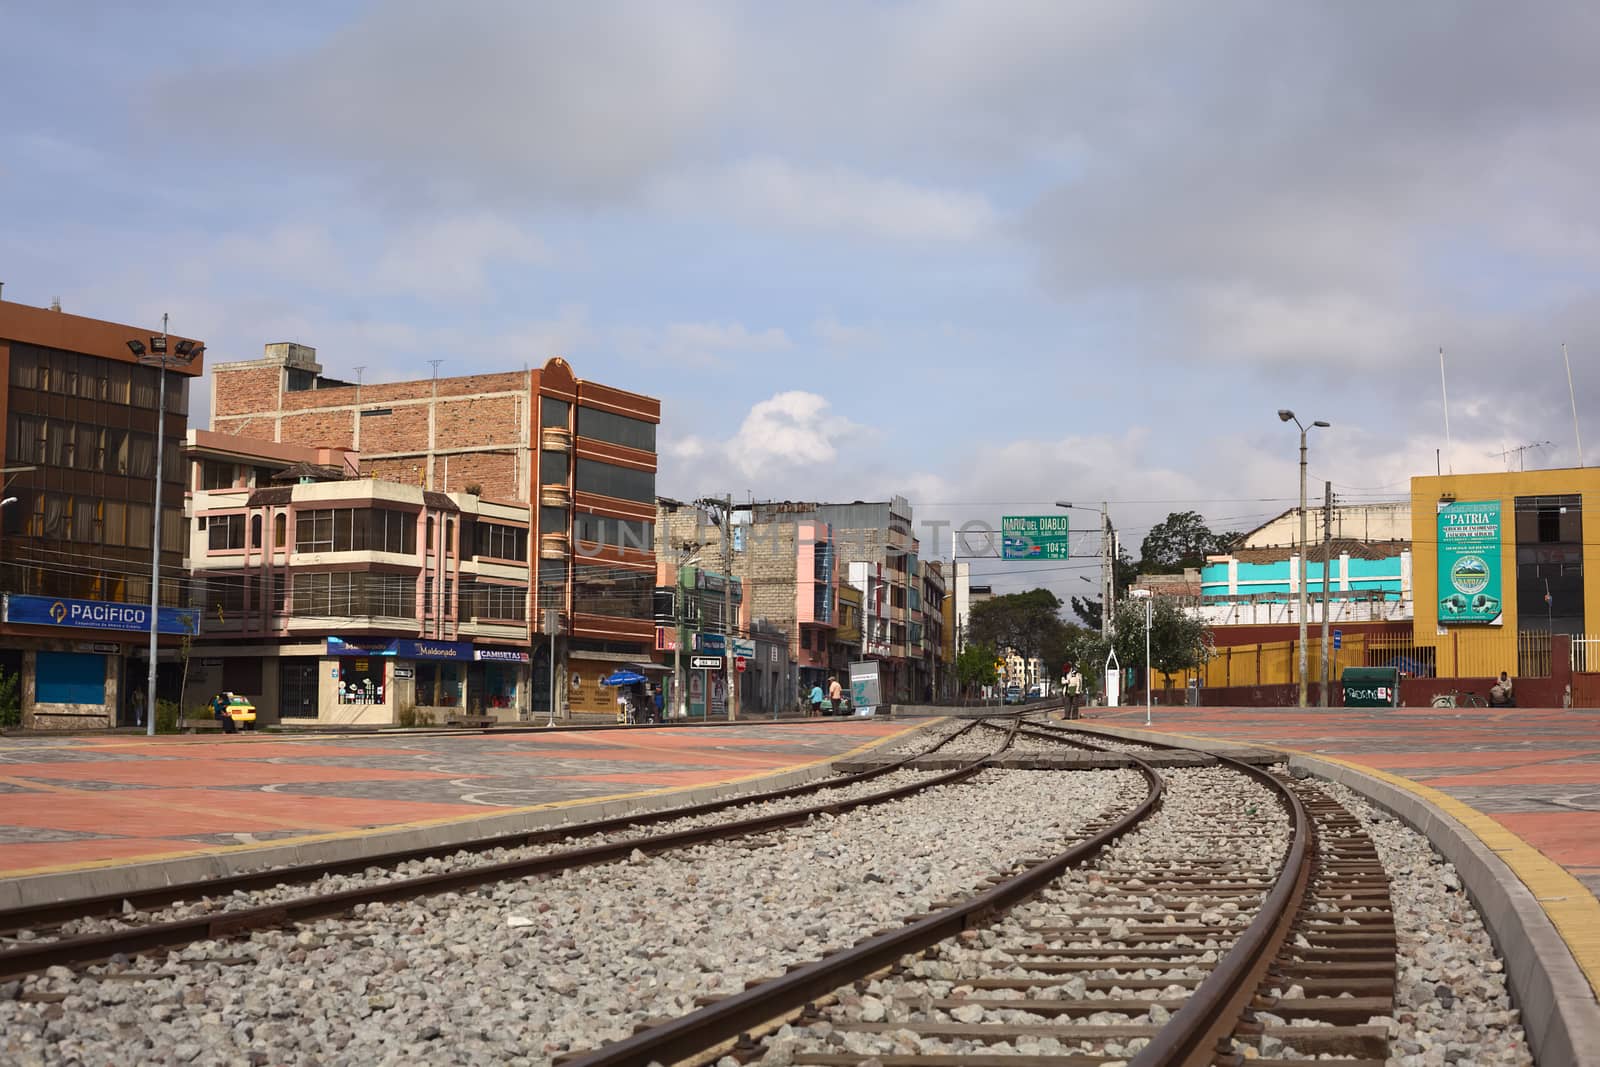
[1, 594, 201, 731]
[568, 650, 668, 716]
[326, 637, 531, 723]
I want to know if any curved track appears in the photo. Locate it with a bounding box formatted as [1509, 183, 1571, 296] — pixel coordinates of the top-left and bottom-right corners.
[559, 720, 1395, 1066]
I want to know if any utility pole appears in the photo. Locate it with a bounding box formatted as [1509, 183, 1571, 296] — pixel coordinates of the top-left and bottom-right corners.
[1101, 503, 1112, 639]
[1320, 481, 1332, 708]
[720, 494, 738, 721]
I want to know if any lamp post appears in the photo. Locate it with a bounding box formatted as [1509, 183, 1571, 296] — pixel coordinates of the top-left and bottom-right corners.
[126, 316, 202, 736]
[1277, 410, 1330, 709]
[1056, 501, 1115, 638]
[1130, 588, 1152, 726]
[673, 549, 702, 720]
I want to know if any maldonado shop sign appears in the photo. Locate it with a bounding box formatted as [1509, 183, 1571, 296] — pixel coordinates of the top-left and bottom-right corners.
[3, 594, 201, 636]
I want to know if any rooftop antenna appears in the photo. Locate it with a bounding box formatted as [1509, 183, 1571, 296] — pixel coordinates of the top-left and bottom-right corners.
[1438, 347, 1454, 474]
[1563, 343, 1585, 467]
[1489, 441, 1553, 471]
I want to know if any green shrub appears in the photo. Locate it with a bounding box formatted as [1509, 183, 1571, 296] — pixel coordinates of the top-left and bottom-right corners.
[0, 666, 19, 728]
[155, 699, 184, 734]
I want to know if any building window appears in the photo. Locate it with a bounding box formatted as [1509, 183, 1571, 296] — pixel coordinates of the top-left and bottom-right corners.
[291, 573, 417, 618]
[573, 512, 653, 551]
[337, 658, 385, 704]
[201, 460, 236, 490]
[572, 565, 654, 620]
[199, 575, 248, 619]
[250, 514, 263, 549]
[274, 512, 287, 548]
[574, 458, 654, 504]
[475, 522, 528, 561]
[459, 581, 529, 621]
[208, 513, 247, 551]
[415, 662, 462, 708]
[294, 508, 418, 554]
[540, 449, 568, 486]
[576, 406, 656, 452]
[36, 652, 106, 705]
[540, 507, 567, 535]
[540, 396, 571, 429]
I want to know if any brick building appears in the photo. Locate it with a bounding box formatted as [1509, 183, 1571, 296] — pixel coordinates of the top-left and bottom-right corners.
[185, 431, 534, 726]
[210, 346, 660, 715]
[0, 298, 204, 729]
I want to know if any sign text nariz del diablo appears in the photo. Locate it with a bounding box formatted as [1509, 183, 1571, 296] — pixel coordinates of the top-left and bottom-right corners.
[1437, 499, 1503, 626]
[1001, 515, 1071, 561]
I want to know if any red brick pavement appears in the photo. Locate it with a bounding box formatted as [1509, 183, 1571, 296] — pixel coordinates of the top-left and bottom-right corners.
[0, 720, 915, 879]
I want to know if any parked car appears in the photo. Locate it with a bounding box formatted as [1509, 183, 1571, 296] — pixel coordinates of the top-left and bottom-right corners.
[1004, 685, 1023, 705]
[223, 694, 257, 729]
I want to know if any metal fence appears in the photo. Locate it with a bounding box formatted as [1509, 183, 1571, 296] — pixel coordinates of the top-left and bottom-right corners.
[1203, 628, 1555, 688]
[1573, 636, 1600, 674]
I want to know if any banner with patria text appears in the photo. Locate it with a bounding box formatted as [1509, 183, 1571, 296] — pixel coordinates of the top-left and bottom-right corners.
[1437, 500, 1502, 626]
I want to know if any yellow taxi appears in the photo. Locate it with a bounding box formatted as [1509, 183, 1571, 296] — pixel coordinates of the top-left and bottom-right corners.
[223, 694, 257, 727]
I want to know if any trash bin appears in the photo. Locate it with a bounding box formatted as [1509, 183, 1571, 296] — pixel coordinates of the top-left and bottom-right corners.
[1340, 666, 1400, 708]
[1185, 679, 1202, 706]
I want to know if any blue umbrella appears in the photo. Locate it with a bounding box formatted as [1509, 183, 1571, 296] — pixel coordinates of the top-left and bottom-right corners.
[602, 670, 648, 687]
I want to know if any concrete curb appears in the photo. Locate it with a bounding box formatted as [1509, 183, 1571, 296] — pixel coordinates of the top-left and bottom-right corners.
[1069, 721, 1600, 1067]
[0, 721, 942, 912]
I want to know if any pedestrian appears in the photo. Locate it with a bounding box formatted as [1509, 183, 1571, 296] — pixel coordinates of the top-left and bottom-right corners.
[1490, 671, 1514, 708]
[828, 676, 843, 717]
[130, 687, 145, 729]
[652, 684, 665, 723]
[809, 682, 824, 717]
[1066, 665, 1084, 719]
[211, 692, 237, 735]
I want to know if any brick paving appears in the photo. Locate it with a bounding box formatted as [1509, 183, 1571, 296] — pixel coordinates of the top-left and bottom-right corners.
[0, 721, 914, 879]
[1093, 704, 1600, 895]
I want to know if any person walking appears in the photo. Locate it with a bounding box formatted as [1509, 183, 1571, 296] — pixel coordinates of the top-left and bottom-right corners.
[828, 676, 844, 717]
[808, 682, 824, 717]
[130, 688, 146, 729]
[1066, 665, 1084, 719]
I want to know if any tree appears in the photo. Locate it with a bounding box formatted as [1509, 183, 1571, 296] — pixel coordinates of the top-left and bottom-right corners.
[955, 641, 1000, 696]
[1111, 596, 1214, 697]
[967, 588, 1066, 662]
[1138, 510, 1231, 574]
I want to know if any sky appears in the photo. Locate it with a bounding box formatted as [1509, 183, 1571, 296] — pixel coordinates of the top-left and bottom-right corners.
[4, 2, 1600, 610]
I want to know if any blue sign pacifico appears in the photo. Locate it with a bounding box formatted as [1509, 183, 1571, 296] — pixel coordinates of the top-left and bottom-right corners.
[3, 594, 200, 636]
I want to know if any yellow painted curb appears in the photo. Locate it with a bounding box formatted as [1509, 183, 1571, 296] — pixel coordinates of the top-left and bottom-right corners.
[1130, 724, 1600, 1001]
[0, 718, 931, 881]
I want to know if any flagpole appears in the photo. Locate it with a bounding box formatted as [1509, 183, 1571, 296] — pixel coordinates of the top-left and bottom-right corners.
[1563, 343, 1585, 467]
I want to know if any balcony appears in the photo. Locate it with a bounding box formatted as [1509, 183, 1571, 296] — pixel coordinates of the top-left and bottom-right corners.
[539, 533, 569, 560]
[541, 426, 574, 453]
[540, 483, 572, 508]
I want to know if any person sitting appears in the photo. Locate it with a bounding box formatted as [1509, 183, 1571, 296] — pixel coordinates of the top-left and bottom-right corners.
[1489, 671, 1515, 707]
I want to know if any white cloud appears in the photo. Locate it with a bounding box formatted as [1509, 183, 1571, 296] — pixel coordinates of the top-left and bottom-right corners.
[814, 315, 880, 348]
[373, 214, 546, 301]
[657, 157, 998, 241]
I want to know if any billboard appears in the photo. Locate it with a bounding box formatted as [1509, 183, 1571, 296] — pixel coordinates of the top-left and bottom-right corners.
[1437, 500, 1502, 625]
[1001, 515, 1071, 560]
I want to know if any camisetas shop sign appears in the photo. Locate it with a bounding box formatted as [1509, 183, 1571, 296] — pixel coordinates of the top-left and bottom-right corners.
[3, 595, 201, 636]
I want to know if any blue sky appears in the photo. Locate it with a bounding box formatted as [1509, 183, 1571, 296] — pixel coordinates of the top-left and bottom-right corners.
[5, 2, 1600, 605]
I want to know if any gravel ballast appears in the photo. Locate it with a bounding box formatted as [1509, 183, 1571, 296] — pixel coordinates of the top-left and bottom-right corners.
[1, 766, 1142, 1066]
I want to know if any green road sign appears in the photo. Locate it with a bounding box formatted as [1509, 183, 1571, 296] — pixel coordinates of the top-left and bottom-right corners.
[1001, 515, 1071, 560]
[1437, 499, 1502, 625]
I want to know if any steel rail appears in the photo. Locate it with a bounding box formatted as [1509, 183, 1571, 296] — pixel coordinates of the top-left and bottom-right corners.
[558, 745, 1167, 1067]
[1016, 721, 1319, 1067]
[0, 718, 1020, 980]
[0, 716, 994, 936]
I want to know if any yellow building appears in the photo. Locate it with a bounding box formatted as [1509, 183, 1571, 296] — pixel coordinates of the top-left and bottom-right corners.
[1411, 467, 1600, 677]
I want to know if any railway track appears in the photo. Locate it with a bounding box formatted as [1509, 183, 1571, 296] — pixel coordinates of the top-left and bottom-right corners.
[0, 715, 1023, 979]
[557, 728, 1397, 1067]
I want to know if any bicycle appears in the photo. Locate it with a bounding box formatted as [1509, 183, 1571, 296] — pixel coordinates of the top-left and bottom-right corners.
[1431, 689, 1487, 708]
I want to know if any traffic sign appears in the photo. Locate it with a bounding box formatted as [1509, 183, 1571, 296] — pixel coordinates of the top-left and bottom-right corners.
[735, 656, 747, 673]
[690, 656, 722, 670]
[1332, 629, 1342, 650]
[1001, 515, 1071, 560]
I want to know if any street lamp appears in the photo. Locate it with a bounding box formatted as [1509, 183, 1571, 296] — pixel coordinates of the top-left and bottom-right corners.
[673, 549, 702, 720]
[127, 316, 202, 736]
[1130, 589, 1152, 726]
[1056, 501, 1115, 638]
[1278, 410, 1330, 709]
